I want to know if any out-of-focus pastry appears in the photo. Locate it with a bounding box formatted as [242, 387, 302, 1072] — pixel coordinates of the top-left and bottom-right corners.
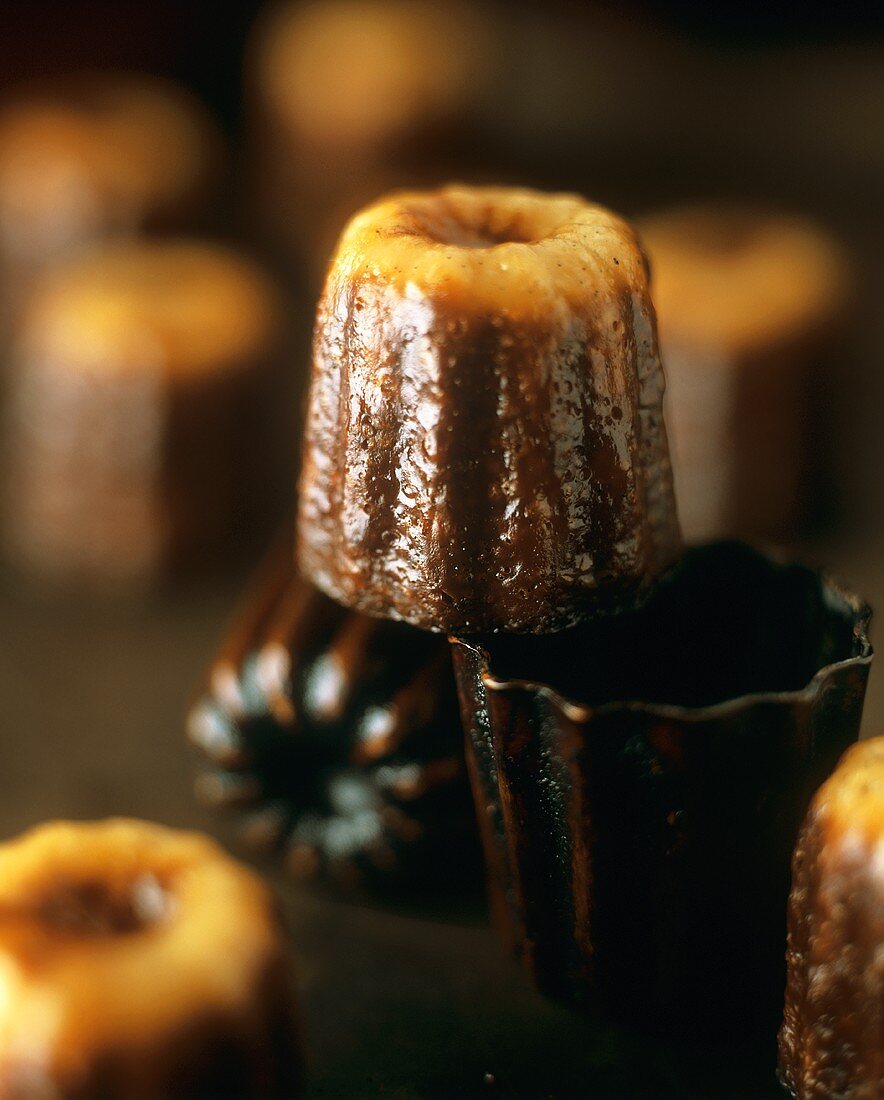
[779, 737, 884, 1098]
[0, 818, 303, 1099]
[297, 184, 682, 633]
[188, 532, 477, 892]
[451, 542, 872, 1034]
[248, 0, 492, 282]
[0, 73, 222, 326]
[3, 240, 283, 590]
[639, 204, 849, 542]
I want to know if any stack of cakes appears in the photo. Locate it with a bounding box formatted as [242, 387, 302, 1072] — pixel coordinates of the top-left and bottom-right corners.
[195, 184, 872, 1045]
[295, 184, 871, 1031]
[191, 183, 683, 892]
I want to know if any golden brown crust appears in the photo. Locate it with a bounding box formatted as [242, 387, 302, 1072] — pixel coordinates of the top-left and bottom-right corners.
[0, 819, 302, 1099]
[779, 738, 884, 1098]
[297, 184, 681, 633]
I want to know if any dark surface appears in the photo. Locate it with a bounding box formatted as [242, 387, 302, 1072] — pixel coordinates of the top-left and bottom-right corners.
[0, 538, 880, 1099]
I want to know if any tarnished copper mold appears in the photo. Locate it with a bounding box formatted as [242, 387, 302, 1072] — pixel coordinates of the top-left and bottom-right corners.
[188, 534, 477, 893]
[450, 542, 872, 1035]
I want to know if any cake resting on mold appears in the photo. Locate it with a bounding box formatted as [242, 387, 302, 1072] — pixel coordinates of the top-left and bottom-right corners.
[297, 184, 681, 634]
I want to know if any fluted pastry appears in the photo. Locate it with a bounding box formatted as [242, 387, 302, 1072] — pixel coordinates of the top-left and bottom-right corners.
[4, 241, 282, 588]
[639, 204, 848, 541]
[297, 184, 681, 633]
[0, 73, 221, 326]
[188, 534, 476, 891]
[779, 737, 884, 1098]
[248, 0, 490, 280]
[0, 819, 302, 1099]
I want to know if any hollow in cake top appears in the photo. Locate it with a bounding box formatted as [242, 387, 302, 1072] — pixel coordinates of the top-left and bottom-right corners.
[0, 819, 300, 1097]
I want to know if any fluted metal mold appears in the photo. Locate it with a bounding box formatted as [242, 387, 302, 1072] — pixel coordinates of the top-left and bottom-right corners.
[451, 542, 872, 1034]
[188, 534, 478, 892]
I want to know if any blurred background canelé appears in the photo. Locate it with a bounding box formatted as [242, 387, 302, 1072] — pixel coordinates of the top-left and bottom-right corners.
[639, 204, 849, 543]
[247, 0, 494, 289]
[3, 240, 284, 590]
[0, 73, 223, 332]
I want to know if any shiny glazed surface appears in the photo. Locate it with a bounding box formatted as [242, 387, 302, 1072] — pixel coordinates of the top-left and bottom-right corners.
[451, 543, 872, 1034]
[297, 184, 681, 633]
[779, 737, 884, 1099]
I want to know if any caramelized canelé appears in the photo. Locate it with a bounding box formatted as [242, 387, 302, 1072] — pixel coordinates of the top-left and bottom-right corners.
[0, 74, 221, 321]
[780, 738, 884, 1099]
[0, 819, 302, 1099]
[639, 204, 848, 541]
[297, 184, 681, 633]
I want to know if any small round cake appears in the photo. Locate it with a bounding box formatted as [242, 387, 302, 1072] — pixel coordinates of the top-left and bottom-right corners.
[639, 204, 848, 541]
[0, 74, 221, 321]
[779, 738, 884, 1099]
[297, 184, 681, 634]
[0, 819, 302, 1099]
[4, 241, 282, 588]
[248, 0, 491, 276]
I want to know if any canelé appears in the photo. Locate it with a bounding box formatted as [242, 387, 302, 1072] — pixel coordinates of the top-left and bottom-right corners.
[0, 74, 221, 324]
[779, 737, 884, 1098]
[0, 819, 302, 1099]
[297, 184, 681, 633]
[248, 0, 490, 278]
[4, 241, 282, 588]
[189, 534, 476, 891]
[639, 204, 848, 541]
